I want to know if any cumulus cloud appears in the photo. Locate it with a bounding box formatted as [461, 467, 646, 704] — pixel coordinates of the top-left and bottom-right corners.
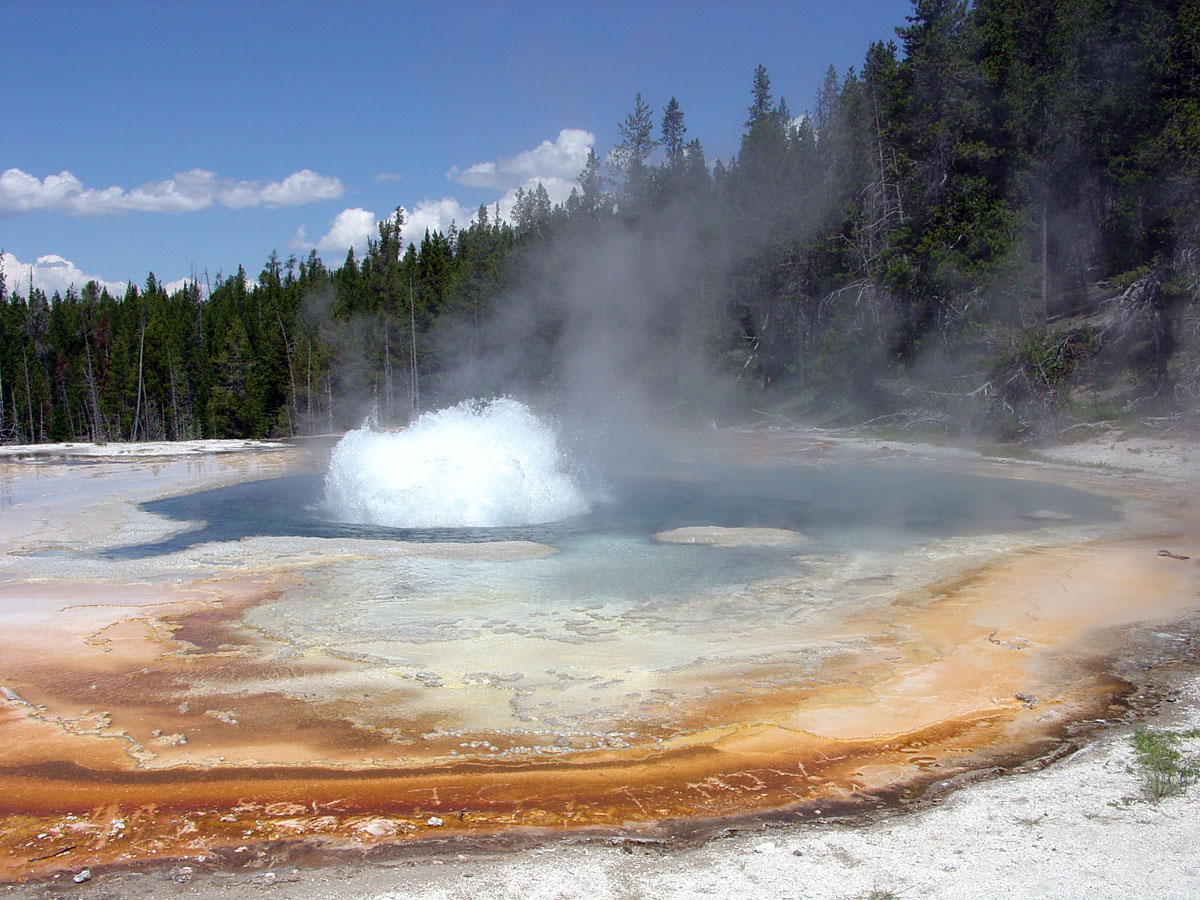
[1, 251, 211, 299]
[258, 169, 344, 207]
[295, 130, 594, 262]
[296, 198, 480, 258]
[162, 275, 208, 296]
[292, 129, 594, 262]
[401, 198, 474, 244]
[320, 207, 379, 252]
[292, 207, 379, 255]
[0, 167, 344, 217]
[2, 251, 127, 297]
[493, 176, 579, 222]
[447, 129, 594, 190]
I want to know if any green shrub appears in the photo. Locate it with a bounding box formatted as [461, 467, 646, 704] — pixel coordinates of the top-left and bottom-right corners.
[1131, 725, 1200, 802]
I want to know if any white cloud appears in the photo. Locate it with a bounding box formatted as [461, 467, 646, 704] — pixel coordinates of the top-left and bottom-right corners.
[257, 169, 344, 208]
[296, 199, 481, 259]
[447, 129, 594, 190]
[0, 167, 344, 217]
[400, 198, 474, 245]
[493, 176, 579, 222]
[298, 155, 587, 264]
[124, 168, 217, 213]
[293, 207, 379, 255]
[2, 251, 126, 297]
[321, 207, 377, 252]
[161, 275, 208, 297]
[1, 251, 210, 299]
[296, 128, 595, 261]
[290, 225, 311, 249]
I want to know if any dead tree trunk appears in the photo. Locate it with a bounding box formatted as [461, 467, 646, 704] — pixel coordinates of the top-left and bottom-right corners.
[1041, 197, 1050, 322]
[409, 277, 420, 418]
[132, 320, 146, 441]
[83, 336, 106, 442]
[306, 340, 313, 435]
[277, 314, 298, 438]
[22, 350, 34, 443]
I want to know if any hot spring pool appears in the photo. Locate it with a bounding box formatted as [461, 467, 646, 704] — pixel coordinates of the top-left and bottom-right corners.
[112, 453, 1116, 559]
[4, 420, 1196, 878]
[89, 413, 1120, 740]
[104, 454, 1119, 656]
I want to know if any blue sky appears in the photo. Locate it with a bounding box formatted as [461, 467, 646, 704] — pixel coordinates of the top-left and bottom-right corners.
[1, 0, 914, 298]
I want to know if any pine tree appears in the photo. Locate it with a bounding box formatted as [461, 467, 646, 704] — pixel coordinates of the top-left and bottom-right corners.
[613, 92, 658, 209]
[661, 97, 687, 167]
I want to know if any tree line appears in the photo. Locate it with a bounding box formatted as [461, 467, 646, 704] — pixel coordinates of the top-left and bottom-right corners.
[3, 0, 1198, 444]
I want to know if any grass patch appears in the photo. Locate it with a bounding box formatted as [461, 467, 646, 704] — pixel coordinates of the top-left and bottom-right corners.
[1131, 725, 1200, 801]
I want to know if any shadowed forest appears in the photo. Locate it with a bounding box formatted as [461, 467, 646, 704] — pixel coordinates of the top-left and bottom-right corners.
[3, 0, 1199, 443]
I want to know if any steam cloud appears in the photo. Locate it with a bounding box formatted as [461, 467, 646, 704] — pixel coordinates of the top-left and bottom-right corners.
[428, 208, 731, 464]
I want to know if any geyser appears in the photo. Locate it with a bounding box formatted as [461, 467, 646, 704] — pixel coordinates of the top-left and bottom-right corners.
[324, 397, 590, 528]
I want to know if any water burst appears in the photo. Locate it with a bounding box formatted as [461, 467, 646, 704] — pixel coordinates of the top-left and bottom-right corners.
[324, 397, 590, 528]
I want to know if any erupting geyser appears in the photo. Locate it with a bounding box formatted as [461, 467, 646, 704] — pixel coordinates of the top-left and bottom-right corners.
[324, 397, 590, 528]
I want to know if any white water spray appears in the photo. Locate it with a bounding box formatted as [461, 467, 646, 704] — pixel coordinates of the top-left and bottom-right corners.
[324, 398, 590, 528]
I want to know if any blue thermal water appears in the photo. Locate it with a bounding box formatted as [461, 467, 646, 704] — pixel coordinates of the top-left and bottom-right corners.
[106, 458, 1116, 560]
[104, 398, 1116, 566]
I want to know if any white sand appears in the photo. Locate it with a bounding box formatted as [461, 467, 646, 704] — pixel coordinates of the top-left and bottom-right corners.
[1036, 429, 1200, 483]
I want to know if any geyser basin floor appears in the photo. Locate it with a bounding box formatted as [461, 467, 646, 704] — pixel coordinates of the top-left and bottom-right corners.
[0, 433, 1197, 883]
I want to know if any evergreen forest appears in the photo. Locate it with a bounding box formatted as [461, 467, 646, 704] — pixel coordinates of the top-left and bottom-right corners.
[4, 0, 1200, 444]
